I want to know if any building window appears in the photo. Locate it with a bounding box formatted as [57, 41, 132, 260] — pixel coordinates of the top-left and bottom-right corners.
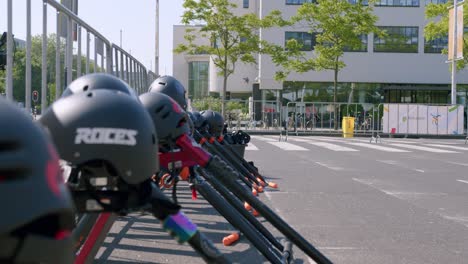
[344, 34, 368, 52]
[286, 0, 315, 5]
[188, 61, 209, 100]
[376, 0, 419, 6]
[425, 0, 447, 4]
[424, 36, 447, 53]
[348, 0, 369, 5]
[374, 26, 419, 53]
[285, 31, 315, 51]
[243, 0, 249, 8]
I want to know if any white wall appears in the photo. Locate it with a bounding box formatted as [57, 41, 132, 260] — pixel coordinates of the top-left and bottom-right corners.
[257, 1, 468, 89]
[174, 1, 468, 94]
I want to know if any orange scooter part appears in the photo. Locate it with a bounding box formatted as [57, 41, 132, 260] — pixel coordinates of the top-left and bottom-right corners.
[159, 173, 175, 189]
[222, 232, 240, 246]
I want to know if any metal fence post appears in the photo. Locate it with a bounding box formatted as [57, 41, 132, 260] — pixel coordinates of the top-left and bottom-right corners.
[86, 31, 90, 74]
[66, 15, 73, 85]
[77, 26, 81, 77]
[41, 0, 48, 112]
[6, 0, 13, 100]
[55, 11, 61, 100]
[26, 0, 32, 110]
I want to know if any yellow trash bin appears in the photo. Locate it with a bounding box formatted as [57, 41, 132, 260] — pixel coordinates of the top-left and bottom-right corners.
[342, 117, 355, 138]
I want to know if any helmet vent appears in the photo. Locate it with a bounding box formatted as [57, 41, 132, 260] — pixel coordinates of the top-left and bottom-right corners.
[155, 105, 165, 113]
[162, 111, 170, 119]
[83, 85, 89, 91]
[0, 168, 28, 181]
[0, 141, 20, 152]
[158, 82, 166, 86]
[87, 92, 93, 98]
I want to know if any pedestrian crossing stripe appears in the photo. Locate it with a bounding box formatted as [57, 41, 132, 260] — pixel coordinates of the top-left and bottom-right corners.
[288, 138, 358, 152]
[389, 143, 459, 153]
[266, 142, 309, 151]
[346, 142, 411, 153]
[424, 144, 468, 151]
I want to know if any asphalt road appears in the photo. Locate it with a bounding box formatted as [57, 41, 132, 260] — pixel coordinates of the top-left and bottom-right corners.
[95, 135, 468, 264]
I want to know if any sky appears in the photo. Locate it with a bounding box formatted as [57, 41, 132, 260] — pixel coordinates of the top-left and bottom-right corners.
[0, 0, 185, 75]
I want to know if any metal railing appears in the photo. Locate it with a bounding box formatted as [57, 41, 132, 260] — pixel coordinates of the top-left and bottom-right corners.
[112, 44, 148, 95]
[2, 0, 155, 115]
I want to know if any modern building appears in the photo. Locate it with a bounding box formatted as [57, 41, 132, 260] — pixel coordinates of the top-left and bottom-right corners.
[173, 0, 468, 107]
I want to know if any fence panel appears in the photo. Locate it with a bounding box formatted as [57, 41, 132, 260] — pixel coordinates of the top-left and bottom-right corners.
[2, 0, 153, 116]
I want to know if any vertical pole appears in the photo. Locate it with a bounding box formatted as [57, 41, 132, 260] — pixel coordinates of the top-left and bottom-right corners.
[26, 0, 32, 110]
[86, 32, 90, 74]
[451, 0, 458, 105]
[6, 0, 13, 100]
[120, 52, 124, 79]
[77, 26, 82, 77]
[106, 45, 112, 74]
[94, 37, 97, 73]
[42, 0, 48, 112]
[56, 11, 61, 101]
[114, 48, 119, 76]
[66, 16, 73, 85]
[155, 0, 159, 75]
[125, 56, 129, 82]
[129, 60, 134, 88]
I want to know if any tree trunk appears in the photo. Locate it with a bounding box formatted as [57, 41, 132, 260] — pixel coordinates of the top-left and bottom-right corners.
[221, 71, 228, 117]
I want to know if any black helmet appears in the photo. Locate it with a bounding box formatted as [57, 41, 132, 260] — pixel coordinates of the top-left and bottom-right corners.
[40, 90, 158, 186]
[62, 73, 139, 100]
[186, 112, 195, 136]
[148, 75, 187, 110]
[139, 92, 190, 145]
[0, 97, 75, 263]
[189, 111, 205, 130]
[201, 110, 225, 136]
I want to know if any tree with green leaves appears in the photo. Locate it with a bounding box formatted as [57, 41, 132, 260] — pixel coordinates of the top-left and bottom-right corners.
[0, 34, 97, 111]
[175, 0, 285, 116]
[425, 1, 468, 70]
[269, 0, 382, 128]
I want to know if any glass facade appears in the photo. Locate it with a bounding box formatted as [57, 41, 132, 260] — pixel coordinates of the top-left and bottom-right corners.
[348, 0, 369, 5]
[285, 0, 315, 5]
[188, 61, 209, 99]
[285, 31, 315, 51]
[280, 81, 455, 105]
[376, 0, 419, 6]
[343, 34, 368, 52]
[424, 36, 448, 53]
[374, 26, 419, 53]
[425, 0, 447, 4]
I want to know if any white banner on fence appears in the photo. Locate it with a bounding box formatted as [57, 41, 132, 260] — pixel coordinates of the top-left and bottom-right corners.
[383, 104, 464, 135]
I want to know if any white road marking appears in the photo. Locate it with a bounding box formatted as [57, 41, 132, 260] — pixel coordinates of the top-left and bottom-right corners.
[377, 160, 425, 173]
[244, 143, 258, 151]
[389, 143, 459, 153]
[267, 142, 309, 151]
[315, 162, 344, 171]
[347, 142, 410, 152]
[288, 138, 359, 151]
[251, 136, 276, 142]
[441, 215, 468, 228]
[447, 161, 468, 167]
[457, 179, 468, 184]
[307, 141, 359, 152]
[425, 144, 468, 151]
